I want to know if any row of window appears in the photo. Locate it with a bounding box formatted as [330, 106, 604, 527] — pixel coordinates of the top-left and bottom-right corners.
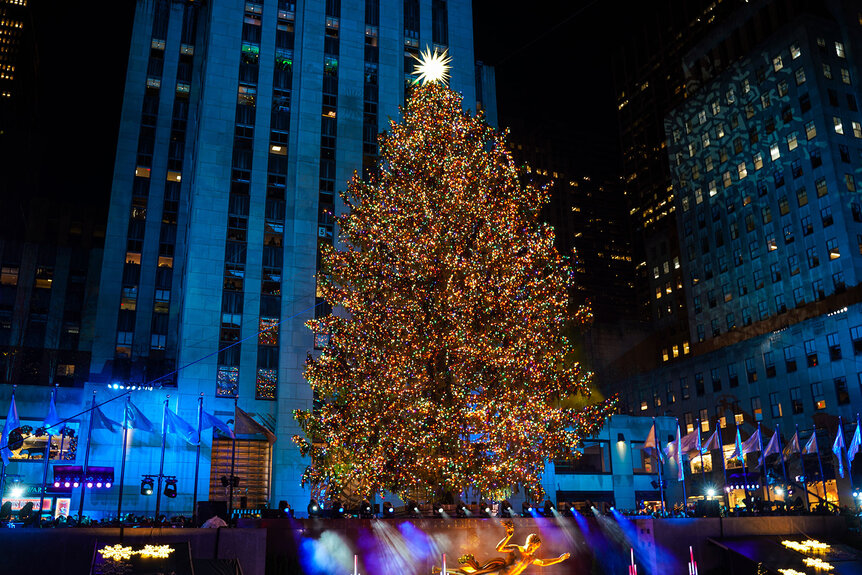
[677, 35, 851, 140]
[644, 324, 862, 416]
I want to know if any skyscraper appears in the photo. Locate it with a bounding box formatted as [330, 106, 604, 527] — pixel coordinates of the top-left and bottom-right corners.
[88, 0, 482, 515]
[612, 0, 862, 501]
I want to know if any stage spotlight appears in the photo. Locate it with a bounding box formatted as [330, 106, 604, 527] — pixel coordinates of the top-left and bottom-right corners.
[706, 488, 716, 497]
[542, 499, 556, 517]
[521, 501, 533, 517]
[140, 477, 154, 496]
[501, 500, 515, 517]
[64, 482, 71, 488]
[73, 480, 80, 488]
[105, 482, 112, 489]
[360, 500, 373, 518]
[382, 502, 395, 516]
[164, 478, 177, 498]
[53, 481, 60, 488]
[481, 501, 494, 517]
[9, 486, 23, 499]
[331, 500, 345, 518]
[774, 486, 784, 497]
[407, 500, 421, 517]
[307, 499, 321, 517]
[436, 504, 445, 515]
[86, 481, 93, 489]
[457, 501, 470, 517]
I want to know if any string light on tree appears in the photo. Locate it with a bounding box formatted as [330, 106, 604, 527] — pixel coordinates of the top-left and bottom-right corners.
[293, 64, 616, 504]
[411, 46, 452, 85]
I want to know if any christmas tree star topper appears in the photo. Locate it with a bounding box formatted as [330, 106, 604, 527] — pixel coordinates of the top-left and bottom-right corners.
[411, 46, 452, 85]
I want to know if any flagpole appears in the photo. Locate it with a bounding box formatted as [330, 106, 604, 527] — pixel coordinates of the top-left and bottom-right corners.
[741, 439, 750, 507]
[836, 416, 846, 505]
[0, 385, 15, 509]
[814, 428, 828, 509]
[192, 393, 203, 524]
[77, 390, 97, 523]
[721, 439, 730, 511]
[796, 424, 809, 510]
[658, 454, 666, 516]
[757, 423, 769, 504]
[39, 385, 58, 526]
[229, 396, 238, 524]
[154, 396, 169, 521]
[117, 396, 130, 522]
[777, 424, 788, 506]
[653, 418, 665, 517]
[677, 420, 687, 515]
[853, 413, 861, 493]
[697, 422, 706, 501]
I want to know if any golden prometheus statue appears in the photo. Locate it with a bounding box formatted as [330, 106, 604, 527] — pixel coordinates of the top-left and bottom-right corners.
[433, 521, 570, 575]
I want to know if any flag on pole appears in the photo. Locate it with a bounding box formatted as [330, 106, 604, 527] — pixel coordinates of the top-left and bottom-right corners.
[644, 422, 663, 463]
[741, 429, 762, 455]
[832, 420, 847, 478]
[1, 394, 20, 466]
[235, 405, 276, 443]
[680, 429, 700, 453]
[848, 415, 862, 465]
[804, 431, 819, 454]
[43, 391, 62, 431]
[675, 423, 685, 481]
[91, 405, 121, 433]
[696, 425, 703, 454]
[702, 429, 721, 453]
[783, 431, 801, 457]
[164, 407, 198, 445]
[763, 431, 781, 457]
[201, 410, 234, 439]
[124, 400, 155, 432]
[730, 429, 744, 460]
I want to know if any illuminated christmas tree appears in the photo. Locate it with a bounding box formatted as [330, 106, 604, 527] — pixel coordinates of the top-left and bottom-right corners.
[294, 54, 616, 503]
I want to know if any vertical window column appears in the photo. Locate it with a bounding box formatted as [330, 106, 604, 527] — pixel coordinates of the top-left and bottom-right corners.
[217, 2, 261, 397]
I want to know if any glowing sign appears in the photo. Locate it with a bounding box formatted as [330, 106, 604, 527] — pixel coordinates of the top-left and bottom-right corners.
[802, 557, 833, 571]
[98, 544, 134, 561]
[781, 539, 830, 554]
[97, 544, 175, 561]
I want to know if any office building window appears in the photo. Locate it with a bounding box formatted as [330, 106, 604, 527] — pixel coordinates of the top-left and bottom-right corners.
[811, 382, 826, 410]
[789, 387, 803, 414]
[770, 392, 782, 418]
[784, 346, 797, 372]
[751, 397, 762, 421]
[745, 357, 757, 383]
[834, 377, 849, 405]
[764, 351, 776, 378]
[681, 377, 690, 400]
[804, 339, 818, 367]
[728, 364, 739, 388]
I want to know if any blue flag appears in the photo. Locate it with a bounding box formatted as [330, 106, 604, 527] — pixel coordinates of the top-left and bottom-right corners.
[92, 405, 121, 433]
[124, 400, 154, 432]
[43, 392, 62, 431]
[201, 410, 234, 439]
[1, 394, 20, 466]
[164, 407, 198, 445]
[848, 415, 862, 465]
[833, 419, 847, 479]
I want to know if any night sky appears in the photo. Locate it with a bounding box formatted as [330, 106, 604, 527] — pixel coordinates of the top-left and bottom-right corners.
[22, 1, 625, 209]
